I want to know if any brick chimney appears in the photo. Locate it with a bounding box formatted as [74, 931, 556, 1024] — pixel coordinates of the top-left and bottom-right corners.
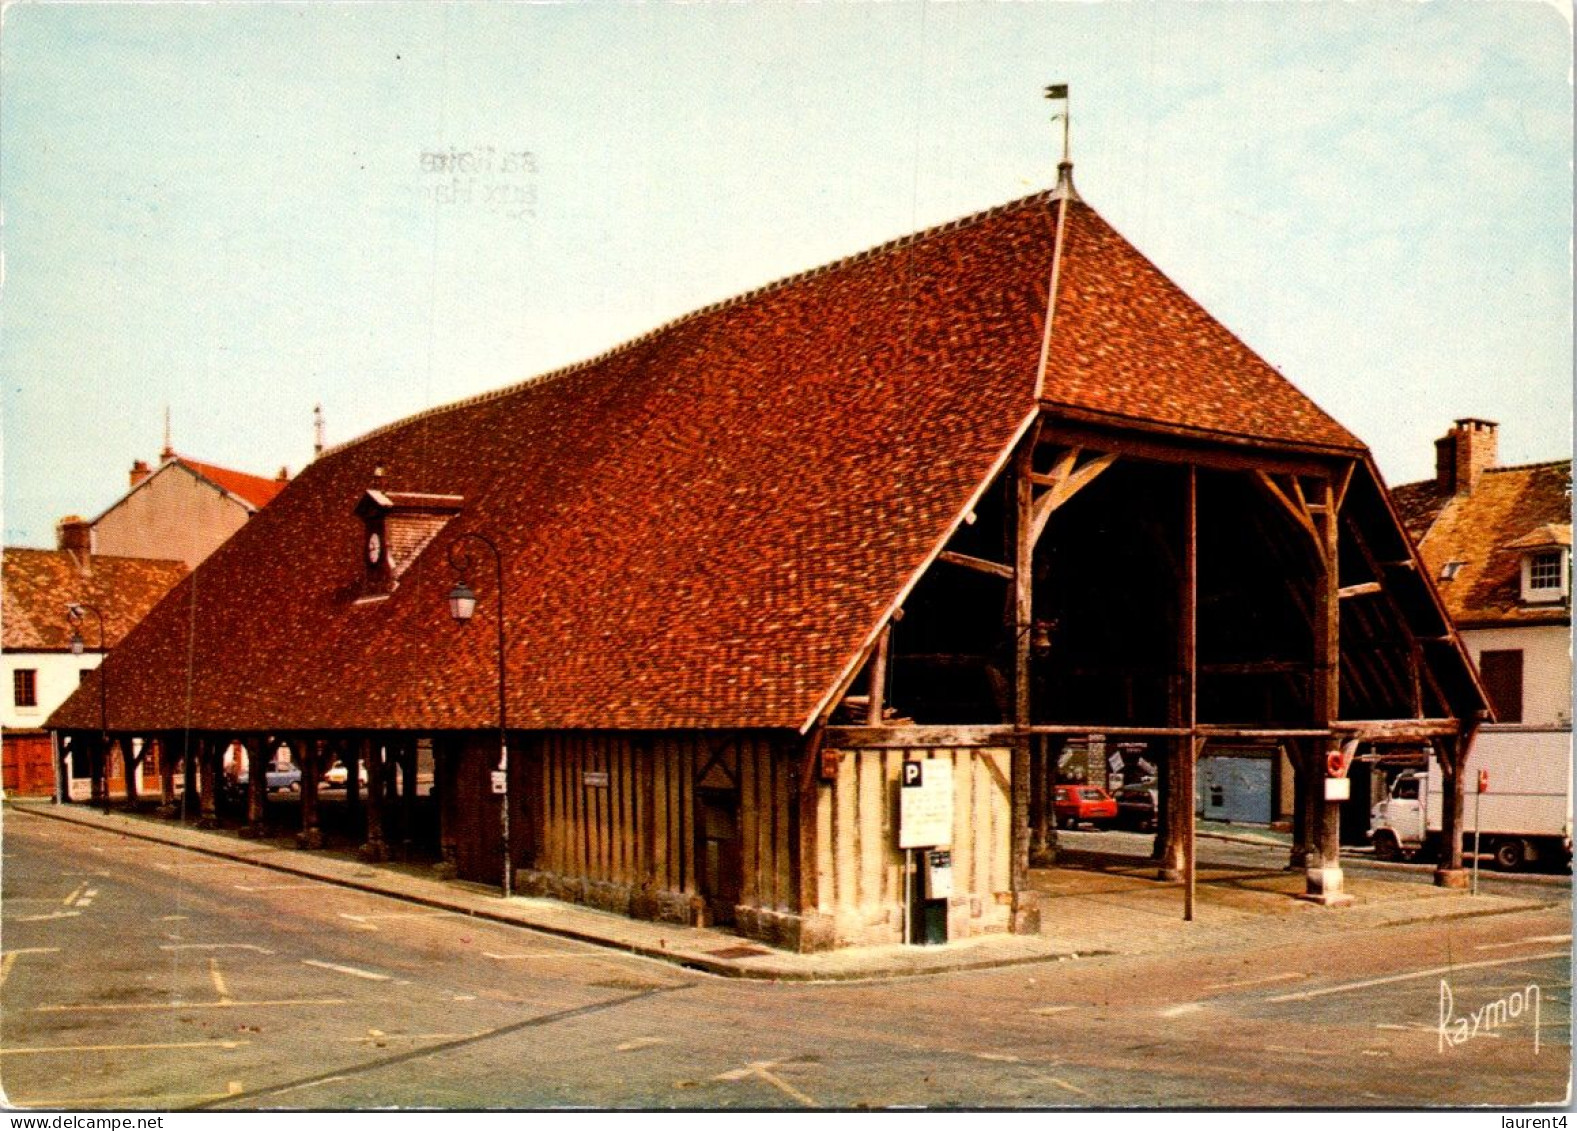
[55, 515, 93, 569]
[1434, 418, 1499, 495]
[129, 459, 152, 488]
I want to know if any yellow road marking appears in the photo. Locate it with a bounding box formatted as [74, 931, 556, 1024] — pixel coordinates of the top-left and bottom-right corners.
[209, 957, 232, 1002]
[483, 951, 593, 960]
[62, 882, 88, 906]
[340, 1032, 481, 1043]
[1, 1039, 249, 1056]
[0, 946, 58, 989]
[1159, 1003, 1203, 1017]
[715, 1061, 820, 1108]
[1475, 934, 1573, 951]
[160, 943, 274, 954]
[616, 1036, 665, 1051]
[1043, 1076, 1089, 1097]
[1032, 1005, 1077, 1016]
[35, 997, 348, 1013]
[14, 910, 80, 923]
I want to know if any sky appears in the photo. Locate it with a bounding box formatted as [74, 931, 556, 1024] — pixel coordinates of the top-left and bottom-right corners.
[1, 1, 1571, 548]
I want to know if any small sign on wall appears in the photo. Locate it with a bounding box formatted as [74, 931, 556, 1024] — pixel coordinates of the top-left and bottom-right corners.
[490, 770, 506, 795]
[1324, 777, 1350, 801]
[584, 771, 609, 788]
[900, 759, 954, 849]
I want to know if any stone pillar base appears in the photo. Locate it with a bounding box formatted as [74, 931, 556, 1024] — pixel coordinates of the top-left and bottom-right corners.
[1029, 845, 1056, 868]
[431, 860, 458, 880]
[296, 829, 324, 850]
[1434, 867, 1470, 890]
[1010, 891, 1041, 935]
[1157, 867, 1182, 882]
[1286, 846, 1310, 872]
[358, 842, 388, 863]
[1299, 866, 1355, 907]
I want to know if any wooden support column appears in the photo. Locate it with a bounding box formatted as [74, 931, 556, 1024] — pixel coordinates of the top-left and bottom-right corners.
[435, 736, 459, 876]
[243, 736, 268, 837]
[1288, 741, 1311, 870]
[298, 737, 323, 849]
[346, 737, 362, 818]
[1182, 467, 1198, 920]
[119, 736, 141, 809]
[198, 737, 220, 827]
[1434, 732, 1470, 887]
[181, 736, 199, 821]
[1029, 736, 1052, 865]
[89, 733, 105, 809]
[1010, 426, 1041, 932]
[159, 734, 177, 810]
[401, 739, 420, 861]
[866, 626, 890, 726]
[1304, 476, 1353, 905]
[360, 736, 386, 862]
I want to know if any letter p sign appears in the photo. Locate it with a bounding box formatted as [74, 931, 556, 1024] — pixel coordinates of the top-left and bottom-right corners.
[902, 761, 923, 788]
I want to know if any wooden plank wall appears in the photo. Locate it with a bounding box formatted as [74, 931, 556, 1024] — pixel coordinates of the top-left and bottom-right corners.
[814, 745, 1013, 947]
[527, 731, 794, 912]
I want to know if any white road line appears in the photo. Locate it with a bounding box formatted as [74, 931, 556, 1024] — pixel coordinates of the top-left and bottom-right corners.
[1205, 971, 1305, 991]
[233, 883, 319, 892]
[616, 1036, 665, 1052]
[35, 998, 348, 1012]
[302, 959, 392, 982]
[1, 1039, 249, 1056]
[14, 911, 81, 922]
[1159, 1003, 1203, 1017]
[1032, 1005, 1077, 1016]
[482, 951, 593, 961]
[11, 1083, 243, 1107]
[61, 882, 88, 906]
[715, 1061, 820, 1108]
[1042, 1076, 1089, 1097]
[973, 1052, 1022, 1062]
[160, 943, 275, 954]
[340, 1032, 480, 1044]
[1268, 950, 1570, 1003]
[1475, 934, 1573, 951]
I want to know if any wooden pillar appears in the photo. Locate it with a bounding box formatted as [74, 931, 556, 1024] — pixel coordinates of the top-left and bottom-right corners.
[120, 736, 141, 809]
[298, 737, 323, 849]
[159, 734, 178, 809]
[89, 733, 105, 808]
[1305, 476, 1351, 904]
[401, 738, 419, 860]
[241, 737, 267, 836]
[360, 736, 386, 862]
[346, 737, 362, 818]
[435, 736, 458, 876]
[198, 737, 220, 826]
[866, 627, 890, 726]
[1181, 467, 1198, 920]
[1029, 736, 1052, 865]
[1010, 427, 1040, 932]
[182, 736, 199, 820]
[1434, 733, 1469, 886]
[1288, 741, 1311, 870]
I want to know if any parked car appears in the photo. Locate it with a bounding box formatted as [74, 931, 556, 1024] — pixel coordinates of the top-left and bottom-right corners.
[1112, 783, 1159, 832]
[322, 760, 369, 789]
[1053, 784, 1117, 829]
[232, 766, 302, 794]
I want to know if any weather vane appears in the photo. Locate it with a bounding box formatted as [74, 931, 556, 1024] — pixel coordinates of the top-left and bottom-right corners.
[1045, 83, 1070, 166]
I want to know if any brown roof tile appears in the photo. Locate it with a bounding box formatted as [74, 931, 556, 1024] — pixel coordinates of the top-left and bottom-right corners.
[1401, 461, 1572, 627]
[49, 191, 1380, 734]
[2, 549, 187, 652]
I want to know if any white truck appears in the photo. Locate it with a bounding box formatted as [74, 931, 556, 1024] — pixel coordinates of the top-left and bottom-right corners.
[1369, 732, 1572, 871]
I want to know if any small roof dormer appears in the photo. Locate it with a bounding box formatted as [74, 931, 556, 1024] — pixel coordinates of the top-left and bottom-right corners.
[354, 489, 463, 599]
[1509, 523, 1571, 606]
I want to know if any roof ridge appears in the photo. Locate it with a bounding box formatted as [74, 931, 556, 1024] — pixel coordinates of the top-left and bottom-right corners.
[1486, 458, 1572, 474]
[322, 190, 1057, 459]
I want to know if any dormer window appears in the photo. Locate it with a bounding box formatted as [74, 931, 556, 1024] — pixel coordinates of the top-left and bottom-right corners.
[1521, 548, 1569, 604]
[1440, 560, 1466, 581]
[355, 489, 463, 599]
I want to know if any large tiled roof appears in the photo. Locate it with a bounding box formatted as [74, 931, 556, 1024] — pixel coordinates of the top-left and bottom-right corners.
[1396, 461, 1573, 627]
[51, 189, 1372, 734]
[165, 457, 288, 511]
[2, 549, 187, 652]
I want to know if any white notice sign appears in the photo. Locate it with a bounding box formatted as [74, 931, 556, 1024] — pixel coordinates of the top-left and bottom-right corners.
[899, 759, 954, 849]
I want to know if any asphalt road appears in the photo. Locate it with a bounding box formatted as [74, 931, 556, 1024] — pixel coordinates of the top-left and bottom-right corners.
[2, 807, 1569, 1110]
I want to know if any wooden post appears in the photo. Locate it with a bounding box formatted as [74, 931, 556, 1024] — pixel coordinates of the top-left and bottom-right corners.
[298, 737, 323, 849]
[1010, 428, 1040, 932]
[120, 736, 141, 809]
[181, 736, 199, 821]
[435, 736, 459, 876]
[1288, 742, 1310, 870]
[346, 737, 362, 819]
[242, 737, 267, 836]
[1434, 733, 1469, 887]
[1182, 467, 1198, 920]
[866, 626, 890, 727]
[402, 738, 419, 860]
[159, 734, 177, 810]
[361, 736, 386, 862]
[198, 738, 220, 827]
[1029, 736, 1051, 865]
[1305, 477, 1351, 905]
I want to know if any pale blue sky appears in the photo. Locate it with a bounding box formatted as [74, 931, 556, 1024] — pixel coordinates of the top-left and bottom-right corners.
[2, 2, 1570, 546]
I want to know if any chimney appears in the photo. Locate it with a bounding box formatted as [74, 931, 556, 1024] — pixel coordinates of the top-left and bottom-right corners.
[1434, 418, 1499, 495]
[129, 459, 151, 488]
[55, 515, 93, 568]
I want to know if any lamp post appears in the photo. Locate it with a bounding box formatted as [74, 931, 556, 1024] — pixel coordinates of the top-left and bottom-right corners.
[446, 532, 512, 898]
[67, 603, 108, 812]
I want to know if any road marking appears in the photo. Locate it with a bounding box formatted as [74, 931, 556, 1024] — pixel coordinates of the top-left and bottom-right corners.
[1159, 1003, 1203, 1017]
[1042, 1076, 1089, 1097]
[974, 1052, 1021, 1062]
[1032, 1005, 1077, 1016]
[15, 910, 81, 922]
[1205, 971, 1305, 991]
[1267, 951, 1570, 1003]
[341, 1032, 480, 1044]
[61, 882, 88, 906]
[0, 949, 59, 989]
[715, 1060, 820, 1108]
[35, 997, 349, 1013]
[1, 1039, 249, 1056]
[483, 951, 593, 961]
[302, 959, 391, 982]
[160, 943, 275, 954]
[616, 1036, 665, 1051]
[1265, 1045, 1340, 1058]
[270, 1075, 350, 1095]
[234, 883, 319, 892]
[160, 915, 189, 921]
[1475, 934, 1572, 951]
[209, 958, 232, 1002]
[11, 1083, 243, 1108]
[338, 910, 452, 931]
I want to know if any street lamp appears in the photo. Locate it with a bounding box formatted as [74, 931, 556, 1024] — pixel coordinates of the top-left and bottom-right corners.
[66, 603, 108, 812]
[445, 533, 512, 898]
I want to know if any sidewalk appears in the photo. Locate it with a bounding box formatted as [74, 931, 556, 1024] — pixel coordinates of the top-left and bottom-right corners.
[7, 800, 1561, 982]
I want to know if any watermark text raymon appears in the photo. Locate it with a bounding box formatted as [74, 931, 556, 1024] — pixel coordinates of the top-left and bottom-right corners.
[1438, 977, 1541, 1054]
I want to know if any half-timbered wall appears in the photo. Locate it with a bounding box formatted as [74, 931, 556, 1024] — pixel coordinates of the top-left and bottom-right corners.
[814, 743, 1012, 947]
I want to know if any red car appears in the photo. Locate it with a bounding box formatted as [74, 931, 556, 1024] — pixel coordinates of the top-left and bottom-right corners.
[1053, 784, 1118, 829]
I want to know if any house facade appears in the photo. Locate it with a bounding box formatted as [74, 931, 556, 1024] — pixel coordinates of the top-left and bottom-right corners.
[51, 168, 1486, 950]
[2, 522, 186, 797]
[1390, 421, 1571, 856]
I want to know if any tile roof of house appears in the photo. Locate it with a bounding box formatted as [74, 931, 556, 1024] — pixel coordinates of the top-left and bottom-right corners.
[168, 457, 288, 510]
[1392, 460, 1572, 628]
[2, 548, 188, 652]
[51, 190, 1380, 734]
